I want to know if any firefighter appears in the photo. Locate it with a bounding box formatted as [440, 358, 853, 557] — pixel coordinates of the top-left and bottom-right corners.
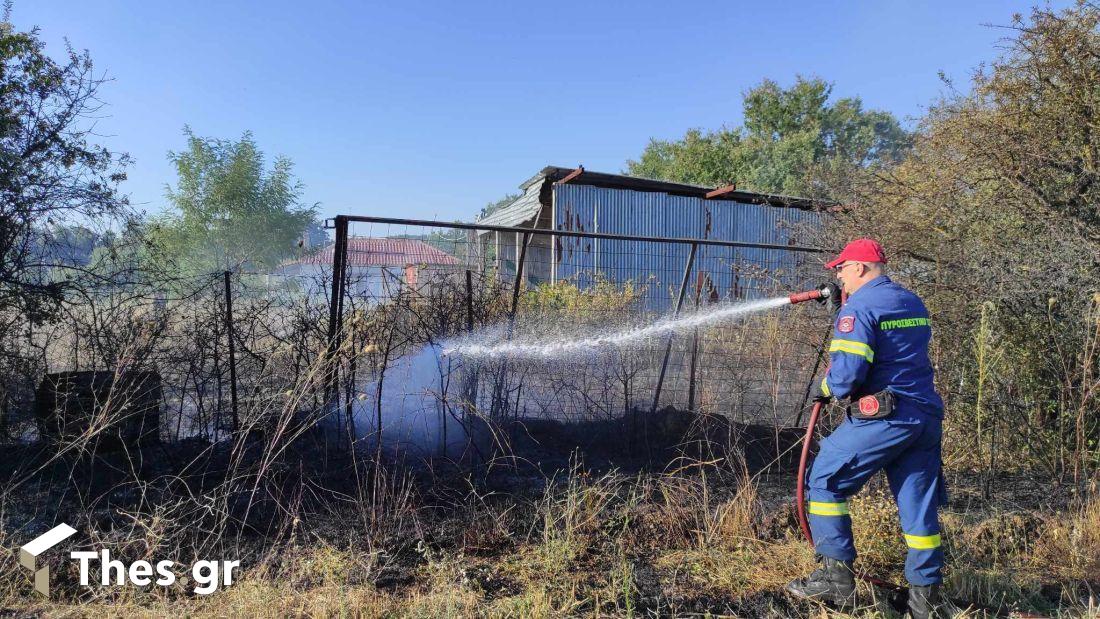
[786, 239, 948, 619]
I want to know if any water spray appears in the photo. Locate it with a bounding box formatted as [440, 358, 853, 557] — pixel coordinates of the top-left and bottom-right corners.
[444, 283, 842, 361]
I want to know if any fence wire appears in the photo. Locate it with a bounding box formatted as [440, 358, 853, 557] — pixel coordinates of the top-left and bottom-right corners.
[1, 217, 835, 470]
[314, 218, 834, 464]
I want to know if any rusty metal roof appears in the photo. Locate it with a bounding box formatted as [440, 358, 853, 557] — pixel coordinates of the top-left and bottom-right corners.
[537, 166, 828, 209]
[288, 237, 461, 267]
[475, 166, 829, 233]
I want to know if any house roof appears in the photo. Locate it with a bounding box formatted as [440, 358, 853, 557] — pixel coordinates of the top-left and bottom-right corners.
[286, 237, 461, 268]
[476, 165, 829, 231]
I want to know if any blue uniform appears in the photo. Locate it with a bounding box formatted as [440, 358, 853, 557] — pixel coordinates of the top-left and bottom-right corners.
[808, 275, 947, 586]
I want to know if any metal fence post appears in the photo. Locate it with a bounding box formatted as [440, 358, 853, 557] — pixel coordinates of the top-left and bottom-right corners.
[644, 242, 697, 461]
[687, 318, 700, 412]
[211, 286, 223, 442]
[325, 216, 349, 410]
[462, 269, 482, 461]
[687, 270, 710, 412]
[651, 242, 697, 414]
[496, 232, 532, 446]
[314, 215, 825, 461]
[465, 269, 475, 333]
[794, 321, 833, 427]
[223, 270, 240, 433]
[508, 232, 532, 324]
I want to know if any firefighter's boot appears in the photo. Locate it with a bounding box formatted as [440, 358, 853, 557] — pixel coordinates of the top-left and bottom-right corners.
[785, 555, 856, 606]
[907, 584, 948, 619]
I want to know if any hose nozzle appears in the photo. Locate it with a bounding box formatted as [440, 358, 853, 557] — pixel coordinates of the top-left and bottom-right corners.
[788, 282, 840, 305]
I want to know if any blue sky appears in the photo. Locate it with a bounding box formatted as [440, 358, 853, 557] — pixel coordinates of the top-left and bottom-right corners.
[17, 1, 1071, 224]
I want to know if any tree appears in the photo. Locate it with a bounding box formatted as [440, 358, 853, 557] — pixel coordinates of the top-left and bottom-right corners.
[830, 4, 1100, 479]
[0, 11, 130, 326]
[151, 128, 316, 273]
[626, 77, 910, 198]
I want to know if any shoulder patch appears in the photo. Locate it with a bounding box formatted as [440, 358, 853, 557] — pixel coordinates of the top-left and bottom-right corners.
[837, 315, 855, 333]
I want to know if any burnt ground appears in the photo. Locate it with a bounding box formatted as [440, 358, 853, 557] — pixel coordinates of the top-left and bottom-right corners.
[0, 408, 1092, 617]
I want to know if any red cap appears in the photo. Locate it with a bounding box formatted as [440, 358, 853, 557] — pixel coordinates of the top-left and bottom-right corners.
[824, 238, 887, 269]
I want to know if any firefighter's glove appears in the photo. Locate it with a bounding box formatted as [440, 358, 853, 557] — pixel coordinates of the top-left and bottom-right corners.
[815, 282, 841, 307]
[812, 378, 832, 404]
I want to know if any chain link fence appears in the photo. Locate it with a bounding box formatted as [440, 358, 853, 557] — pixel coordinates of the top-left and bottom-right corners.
[0, 212, 835, 475]
[317, 216, 834, 468]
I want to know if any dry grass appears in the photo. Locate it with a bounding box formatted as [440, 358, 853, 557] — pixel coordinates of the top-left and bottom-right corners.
[2, 465, 1098, 617]
[1033, 494, 1100, 582]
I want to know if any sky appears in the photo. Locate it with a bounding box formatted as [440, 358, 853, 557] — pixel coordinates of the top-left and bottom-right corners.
[16, 1, 1073, 226]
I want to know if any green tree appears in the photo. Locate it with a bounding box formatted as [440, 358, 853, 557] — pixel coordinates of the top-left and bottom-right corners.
[626, 76, 910, 198]
[478, 192, 521, 220]
[0, 12, 129, 325]
[831, 4, 1100, 478]
[151, 128, 316, 273]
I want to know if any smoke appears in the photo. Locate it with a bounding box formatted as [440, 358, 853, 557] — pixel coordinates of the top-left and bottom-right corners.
[442, 296, 792, 360]
[345, 296, 793, 456]
[348, 344, 471, 458]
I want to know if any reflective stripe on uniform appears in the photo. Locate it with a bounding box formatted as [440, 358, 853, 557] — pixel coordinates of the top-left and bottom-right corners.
[820, 377, 830, 397]
[808, 501, 849, 516]
[829, 339, 874, 362]
[904, 532, 942, 549]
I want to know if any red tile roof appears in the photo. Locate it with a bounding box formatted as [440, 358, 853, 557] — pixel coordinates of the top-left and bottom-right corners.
[288, 237, 461, 268]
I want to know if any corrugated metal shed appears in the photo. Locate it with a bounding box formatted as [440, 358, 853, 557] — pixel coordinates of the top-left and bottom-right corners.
[551, 184, 822, 305]
[471, 166, 827, 307]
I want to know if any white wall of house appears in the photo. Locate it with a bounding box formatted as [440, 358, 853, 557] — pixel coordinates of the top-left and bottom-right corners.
[270, 264, 407, 302]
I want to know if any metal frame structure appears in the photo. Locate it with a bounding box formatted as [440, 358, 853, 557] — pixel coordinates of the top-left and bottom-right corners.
[323, 214, 826, 410]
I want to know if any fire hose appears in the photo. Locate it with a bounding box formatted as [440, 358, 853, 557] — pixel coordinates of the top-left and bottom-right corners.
[795, 398, 903, 595]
